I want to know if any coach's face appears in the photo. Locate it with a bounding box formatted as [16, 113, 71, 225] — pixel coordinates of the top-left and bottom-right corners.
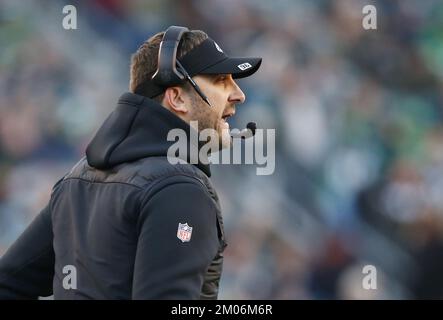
[188, 74, 246, 149]
[162, 73, 246, 150]
[162, 74, 245, 150]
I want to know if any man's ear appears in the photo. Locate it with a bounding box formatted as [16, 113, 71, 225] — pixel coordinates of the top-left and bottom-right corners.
[162, 86, 189, 114]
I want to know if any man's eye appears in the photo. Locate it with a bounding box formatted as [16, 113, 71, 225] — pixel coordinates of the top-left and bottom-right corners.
[217, 75, 227, 82]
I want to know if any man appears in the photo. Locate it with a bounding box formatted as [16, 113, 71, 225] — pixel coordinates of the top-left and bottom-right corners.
[0, 27, 261, 299]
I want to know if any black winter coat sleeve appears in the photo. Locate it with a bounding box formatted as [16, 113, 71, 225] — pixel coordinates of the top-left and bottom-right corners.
[131, 177, 220, 299]
[0, 204, 55, 299]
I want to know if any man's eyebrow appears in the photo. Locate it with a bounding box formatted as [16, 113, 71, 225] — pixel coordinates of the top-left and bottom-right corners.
[212, 74, 229, 80]
[202, 74, 229, 82]
[203, 74, 222, 82]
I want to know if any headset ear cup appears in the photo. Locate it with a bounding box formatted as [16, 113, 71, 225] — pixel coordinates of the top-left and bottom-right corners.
[152, 26, 189, 86]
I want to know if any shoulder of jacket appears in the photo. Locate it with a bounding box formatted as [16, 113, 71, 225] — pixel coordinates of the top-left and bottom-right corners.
[133, 156, 208, 188]
[62, 156, 216, 197]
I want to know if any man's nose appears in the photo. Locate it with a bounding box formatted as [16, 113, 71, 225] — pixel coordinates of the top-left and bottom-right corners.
[228, 80, 246, 104]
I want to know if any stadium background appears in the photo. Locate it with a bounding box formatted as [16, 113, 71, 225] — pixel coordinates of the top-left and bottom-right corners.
[2, 0, 443, 299]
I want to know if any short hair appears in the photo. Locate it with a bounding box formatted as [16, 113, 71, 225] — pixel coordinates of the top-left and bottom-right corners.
[129, 29, 208, 102]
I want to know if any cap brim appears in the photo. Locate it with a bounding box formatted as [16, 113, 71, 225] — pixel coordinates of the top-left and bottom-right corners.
[199, 57, 262, 79]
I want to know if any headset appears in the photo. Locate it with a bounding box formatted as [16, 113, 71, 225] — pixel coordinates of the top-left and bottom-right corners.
[151, 26, 212, 107]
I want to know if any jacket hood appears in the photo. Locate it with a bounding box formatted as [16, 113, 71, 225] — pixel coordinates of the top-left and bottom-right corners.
[86, 92, 211, 176]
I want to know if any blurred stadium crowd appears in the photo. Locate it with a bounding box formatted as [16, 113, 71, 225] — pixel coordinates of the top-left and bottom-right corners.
[2, 0, 443, 299]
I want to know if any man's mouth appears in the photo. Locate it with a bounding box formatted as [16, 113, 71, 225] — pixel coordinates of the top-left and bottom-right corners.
[221, 110, 235, 124]
[220, 112, 233, 130]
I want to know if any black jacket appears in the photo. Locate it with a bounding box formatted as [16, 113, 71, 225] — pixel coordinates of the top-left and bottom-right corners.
[0, 92, 227, 299]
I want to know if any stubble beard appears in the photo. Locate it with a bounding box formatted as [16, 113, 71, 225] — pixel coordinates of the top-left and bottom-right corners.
[188, 94, 231, 153]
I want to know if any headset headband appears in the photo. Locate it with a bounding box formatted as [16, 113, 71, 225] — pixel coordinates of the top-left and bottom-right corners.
[151, 26, 189, 86]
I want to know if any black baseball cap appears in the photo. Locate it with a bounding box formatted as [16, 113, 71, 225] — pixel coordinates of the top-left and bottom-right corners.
[135, 36, 262, 98]
[179, 37, 262, 79]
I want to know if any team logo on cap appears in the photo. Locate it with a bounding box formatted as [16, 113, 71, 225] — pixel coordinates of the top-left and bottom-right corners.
[237, 62, 252, 71]
[177, 223, 193, 242]
[214, 41, 223, 53]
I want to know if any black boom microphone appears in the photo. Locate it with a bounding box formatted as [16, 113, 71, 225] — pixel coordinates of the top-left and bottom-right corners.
[230, 122, 257, 139]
